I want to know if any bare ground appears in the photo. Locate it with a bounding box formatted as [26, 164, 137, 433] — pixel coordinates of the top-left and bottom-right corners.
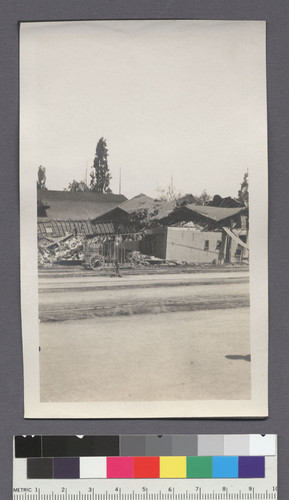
[40, 308, 250, 402]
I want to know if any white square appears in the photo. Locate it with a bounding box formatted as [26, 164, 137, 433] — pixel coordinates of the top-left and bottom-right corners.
[80, 457, 107, 478]
[224, 435, 250, 456]
[249, 435, 276, 456]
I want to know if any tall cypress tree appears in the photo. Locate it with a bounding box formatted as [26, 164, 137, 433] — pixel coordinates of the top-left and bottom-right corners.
[238, 171, 249, 207]
[37, 165, 47, 190]
[90, 137, 112, 193]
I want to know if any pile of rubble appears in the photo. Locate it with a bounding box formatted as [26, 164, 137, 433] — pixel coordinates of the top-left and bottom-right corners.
[86, 235, 114, 246]
[127, 251, 150, 267]
[172, 221, 202, 229]
[38, 234, 84, 267]
[127, 251, 171, 267]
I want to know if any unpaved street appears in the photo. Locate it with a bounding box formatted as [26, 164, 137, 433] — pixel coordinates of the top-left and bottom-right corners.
[38, 271, 249, 321]
[40, 308, 250, 402]
[39, 270, 250, 402]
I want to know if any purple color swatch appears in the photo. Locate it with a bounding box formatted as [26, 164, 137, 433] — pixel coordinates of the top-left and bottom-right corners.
[239, 456, 265, 478]
[53, 457, 80, 478]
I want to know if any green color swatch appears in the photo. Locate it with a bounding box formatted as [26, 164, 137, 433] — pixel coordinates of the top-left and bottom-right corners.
[187, 456, 213, 478]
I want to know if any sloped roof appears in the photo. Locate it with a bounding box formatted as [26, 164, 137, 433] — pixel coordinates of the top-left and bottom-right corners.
[112, 193, 156, 214]
[181, 204, 247, 222]
[207, 195, 244, 208]
[91, 194, 247, 228]
[37, 190, 127, 220]
[159, 203, 248, 229]
[149, 199, 177, 220]
[92, 193, 156, 222]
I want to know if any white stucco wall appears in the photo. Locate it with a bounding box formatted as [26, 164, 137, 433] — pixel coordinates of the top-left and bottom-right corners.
[166, 227, 222, 263]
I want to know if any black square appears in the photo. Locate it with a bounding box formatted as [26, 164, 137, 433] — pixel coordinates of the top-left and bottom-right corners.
[42, 435, 120, 457]
[27, 458, 53, 479]
[15, 436, 42, 458]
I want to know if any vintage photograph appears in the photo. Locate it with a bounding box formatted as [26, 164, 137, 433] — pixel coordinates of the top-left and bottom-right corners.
[20, 20, 268, 417]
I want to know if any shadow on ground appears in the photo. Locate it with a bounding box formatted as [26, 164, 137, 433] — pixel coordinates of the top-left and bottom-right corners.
[226, 354, 251, 362]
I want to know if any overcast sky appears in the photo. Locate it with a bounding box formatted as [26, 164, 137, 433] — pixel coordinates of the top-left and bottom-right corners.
[20, 20, 266, 200]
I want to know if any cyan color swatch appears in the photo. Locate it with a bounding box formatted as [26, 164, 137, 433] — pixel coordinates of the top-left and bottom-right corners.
[212, 457, 238, 478]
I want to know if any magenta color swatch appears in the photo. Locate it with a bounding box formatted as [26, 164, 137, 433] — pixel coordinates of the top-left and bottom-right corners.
[107, 457, 134, 478]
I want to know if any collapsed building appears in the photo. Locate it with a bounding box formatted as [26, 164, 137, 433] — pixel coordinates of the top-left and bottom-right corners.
[37, 190, 127, 267]
[37, 190, 127, 237]
[142, 204, 249, 264]
[93, 196, 249, 265]
[37, 190, 249, 268]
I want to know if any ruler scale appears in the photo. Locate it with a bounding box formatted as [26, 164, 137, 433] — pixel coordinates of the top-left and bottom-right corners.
[13, 436, 277, 500]
[12, 489, 278, 500]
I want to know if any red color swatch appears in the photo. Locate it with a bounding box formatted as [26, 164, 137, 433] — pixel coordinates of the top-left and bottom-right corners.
[134, 457, 160, 478]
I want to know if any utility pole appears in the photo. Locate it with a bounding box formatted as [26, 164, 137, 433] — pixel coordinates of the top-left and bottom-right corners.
[119, 168, 122, 194]
[85, 161, 88, 185]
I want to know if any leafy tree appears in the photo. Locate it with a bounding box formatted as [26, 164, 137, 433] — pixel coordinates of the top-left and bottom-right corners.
[65, 180, 90, 192]
[37, 165, 47, 190]
[157, 177, 182, 202]
[177, 193, 197, 206]
[238, 171, 249, 206]
[90, 137, 112, 193]
[194, 189, 211, 206]
[157, 180, 211, 206]
[127, 208, 149, 231]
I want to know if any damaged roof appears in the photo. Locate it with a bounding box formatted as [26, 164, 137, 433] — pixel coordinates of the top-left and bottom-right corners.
[182, 204, 247, 222]
[207, 194, 244, 208]
[92, 193, 156, 222]
[91, 192, 248, 229]
[160, 203, 248, 228]
[37, 219, 114, 237]
[149, 199, 177, 220]
[115, 193, 156, 213]
[37, 190, 127, 220]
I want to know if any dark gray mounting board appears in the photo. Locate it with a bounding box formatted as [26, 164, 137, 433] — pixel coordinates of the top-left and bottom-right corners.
[0, 1, 288, 498]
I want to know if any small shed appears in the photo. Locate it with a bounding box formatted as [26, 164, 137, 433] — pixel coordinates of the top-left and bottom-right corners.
[142, 226, 248, 265]
[142, 227, 223, 264]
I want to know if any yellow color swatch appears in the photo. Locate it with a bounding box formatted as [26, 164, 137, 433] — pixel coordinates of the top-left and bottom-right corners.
[160, 456, 187, 478]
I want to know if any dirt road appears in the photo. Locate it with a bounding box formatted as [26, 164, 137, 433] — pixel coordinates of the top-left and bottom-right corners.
[40, 308, 250, 402]
[38, 271, 249, 321]
[39, 270, 250, 402]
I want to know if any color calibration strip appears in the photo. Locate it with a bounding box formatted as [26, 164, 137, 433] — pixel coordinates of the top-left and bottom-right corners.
[14, 435, 275, 480]
[25, 455, 265, 479]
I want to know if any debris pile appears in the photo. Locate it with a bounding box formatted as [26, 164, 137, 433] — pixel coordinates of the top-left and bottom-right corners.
[126, 251, 169, 267]
[38, 234, 84, 267]
[172, 221, 202, 229]
[38, 235, 190, 269]
[126, 251, 150, 267]
[54, 236, 83, 262]
[86, 235, 114, 247]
